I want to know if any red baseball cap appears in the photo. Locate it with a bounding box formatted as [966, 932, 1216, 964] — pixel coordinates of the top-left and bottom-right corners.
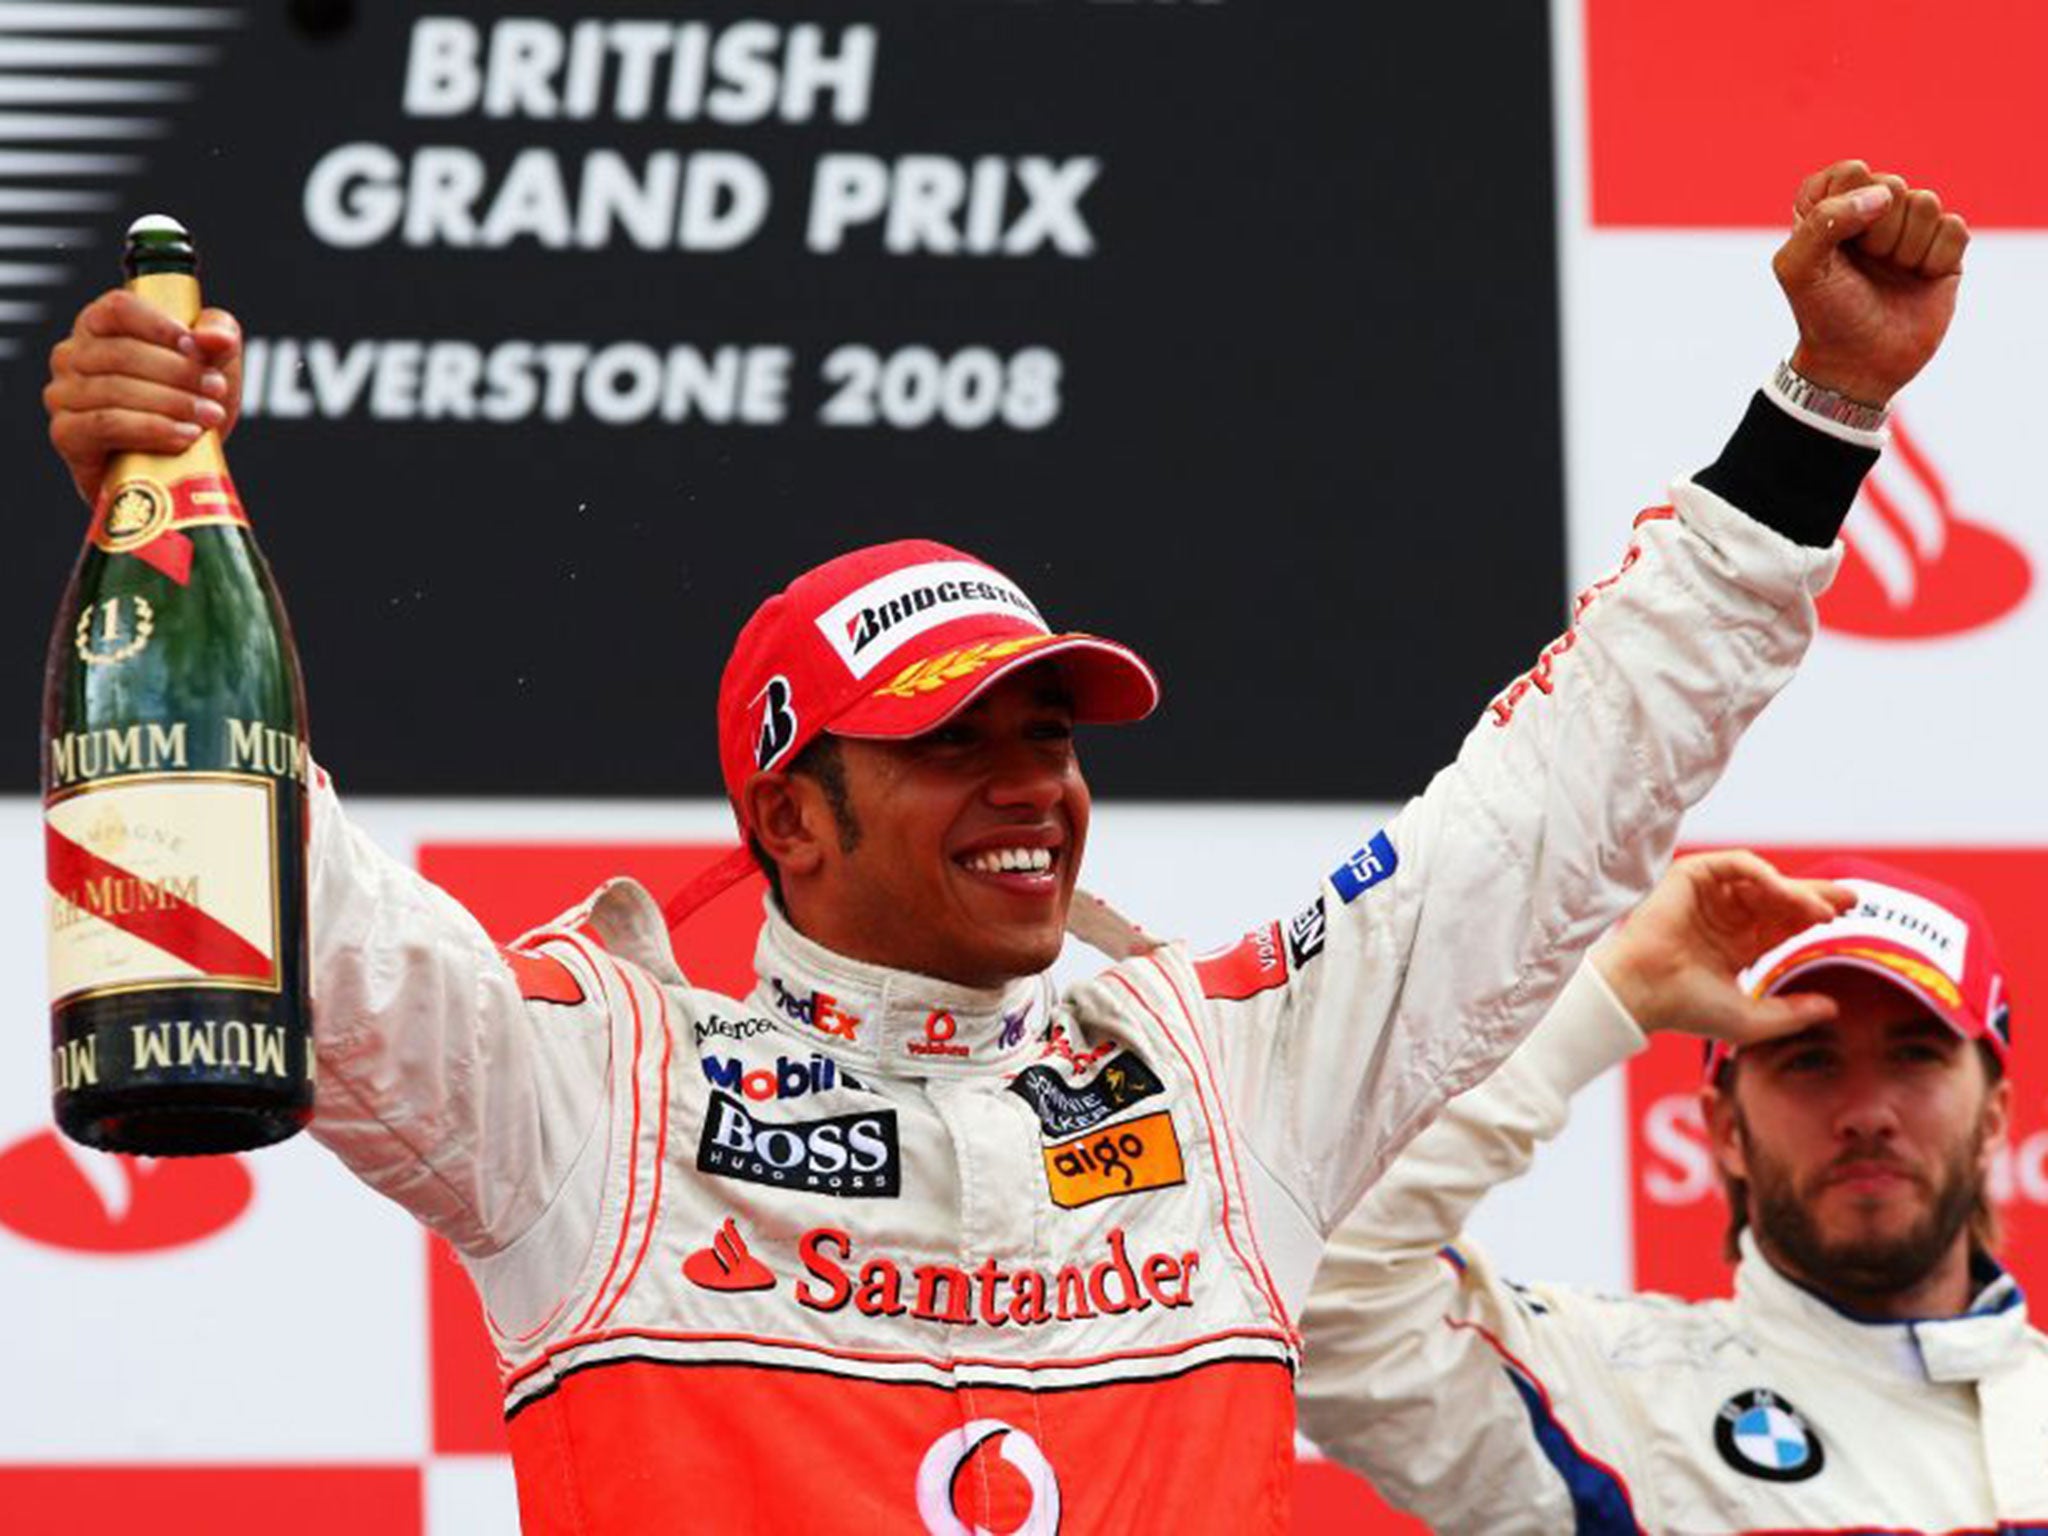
[665, 539, 1159, 925]
[1707, 857, 2012, 1075]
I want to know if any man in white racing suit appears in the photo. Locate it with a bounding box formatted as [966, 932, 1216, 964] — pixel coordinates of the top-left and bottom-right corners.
[1297, 852, 2048, 1535]
[43, 161, 1967, 1531]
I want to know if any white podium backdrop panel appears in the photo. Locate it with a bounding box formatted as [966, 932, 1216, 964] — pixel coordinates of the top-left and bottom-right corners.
[1560, 0, 2044, 850]
[1558, 3, 2048, 1310]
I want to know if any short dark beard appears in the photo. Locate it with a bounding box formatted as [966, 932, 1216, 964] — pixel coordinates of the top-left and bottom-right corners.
[1741, 1106, 1986, 1305]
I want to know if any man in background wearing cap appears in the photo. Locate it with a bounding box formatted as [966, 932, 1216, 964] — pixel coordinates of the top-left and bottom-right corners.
[43, 161, 1968, 1530]
[1297, 854, 2048, 1533]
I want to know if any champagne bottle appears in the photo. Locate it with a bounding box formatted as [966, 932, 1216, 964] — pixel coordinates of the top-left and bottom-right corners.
[43, 215, 312, 1155]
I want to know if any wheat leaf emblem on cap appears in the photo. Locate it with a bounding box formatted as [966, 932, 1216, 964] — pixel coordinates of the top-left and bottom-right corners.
[874, 635, 1054, 699]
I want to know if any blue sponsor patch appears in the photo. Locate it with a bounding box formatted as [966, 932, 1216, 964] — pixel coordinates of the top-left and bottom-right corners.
[1328, 830, 1398, 904]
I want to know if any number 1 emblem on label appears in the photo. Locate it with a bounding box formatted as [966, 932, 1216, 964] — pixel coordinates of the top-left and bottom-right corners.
[74, 595, 155, 666]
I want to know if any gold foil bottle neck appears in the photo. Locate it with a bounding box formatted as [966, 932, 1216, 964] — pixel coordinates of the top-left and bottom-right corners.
[129, 271, 201, 329]
[105, 268, 222, 483]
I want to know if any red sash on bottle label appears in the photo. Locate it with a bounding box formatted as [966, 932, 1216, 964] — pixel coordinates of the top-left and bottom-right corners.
[46, 821, 273, 983]
[89, 471, 248, 587]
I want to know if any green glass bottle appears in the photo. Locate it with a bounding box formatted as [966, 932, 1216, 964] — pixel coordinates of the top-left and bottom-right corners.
[44, 215, 313, 1155]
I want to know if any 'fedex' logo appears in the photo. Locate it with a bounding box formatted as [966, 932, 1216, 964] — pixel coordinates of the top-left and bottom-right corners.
[770, 977, 863, 1042]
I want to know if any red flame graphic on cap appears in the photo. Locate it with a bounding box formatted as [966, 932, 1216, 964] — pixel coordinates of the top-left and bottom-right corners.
[0, 1129, 253, 1254]
[1821, 417, 2032, 639]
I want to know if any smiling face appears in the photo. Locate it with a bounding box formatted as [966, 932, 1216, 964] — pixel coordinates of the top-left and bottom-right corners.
[1704, 967, 2009, 1316]
[766, 664, 1089, 988]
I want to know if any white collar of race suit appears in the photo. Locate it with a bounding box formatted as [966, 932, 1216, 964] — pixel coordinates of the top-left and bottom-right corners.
[1737, 1231, 2032, 1385]
[577, 877, 689, 986]
[747, 897, 1056, 1080]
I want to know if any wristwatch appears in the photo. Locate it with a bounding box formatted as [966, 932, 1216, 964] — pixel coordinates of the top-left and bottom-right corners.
[1772, 359, 1890, 433]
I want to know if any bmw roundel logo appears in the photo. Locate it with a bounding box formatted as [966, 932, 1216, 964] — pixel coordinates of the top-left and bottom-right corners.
[1713, 1388, 1824, 1483]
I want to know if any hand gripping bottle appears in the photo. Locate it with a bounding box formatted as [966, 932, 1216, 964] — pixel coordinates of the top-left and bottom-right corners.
[44, 216, 313, 1154]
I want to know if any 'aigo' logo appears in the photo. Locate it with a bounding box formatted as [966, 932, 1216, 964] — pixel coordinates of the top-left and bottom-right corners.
[0, 1128, 253, 1254]
[1823, 416, 2031, 639]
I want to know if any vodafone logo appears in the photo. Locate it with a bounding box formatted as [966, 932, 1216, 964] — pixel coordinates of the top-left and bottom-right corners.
[908, 1008, 970, 1059]
[916, 1419, 1062, 1536]
[1823, 417, 2032, 639]
[0, 1128, 253, 1254]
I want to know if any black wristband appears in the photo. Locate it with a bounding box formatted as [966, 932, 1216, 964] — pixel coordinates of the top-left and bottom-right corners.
[1694, 392, 1880, 548]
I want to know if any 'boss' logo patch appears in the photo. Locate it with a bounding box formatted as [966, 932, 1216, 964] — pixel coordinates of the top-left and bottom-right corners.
[1042, 1111, 1185, 1209]
[697, 1091, 900, 1199]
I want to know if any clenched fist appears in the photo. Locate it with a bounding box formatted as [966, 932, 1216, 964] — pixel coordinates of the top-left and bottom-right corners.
[1774, 160, 1970, 408]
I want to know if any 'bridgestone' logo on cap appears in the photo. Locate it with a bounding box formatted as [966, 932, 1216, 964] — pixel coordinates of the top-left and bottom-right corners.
[1741, 878, 1971, 997]
[816, 560, 1047, 678]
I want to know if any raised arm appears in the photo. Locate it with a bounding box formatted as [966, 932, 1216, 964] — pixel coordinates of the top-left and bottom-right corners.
[301, 772, 614, 1260]
[1184, 163, 1967, 1252]
[1293, 854, 1851, 1529]
[42, 294, 612, 1266]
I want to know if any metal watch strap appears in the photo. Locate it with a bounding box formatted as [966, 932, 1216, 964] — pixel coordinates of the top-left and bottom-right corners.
[1772, 359, 1890, 433]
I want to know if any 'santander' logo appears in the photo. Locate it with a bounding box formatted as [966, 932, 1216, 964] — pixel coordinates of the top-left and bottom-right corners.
[0, 1129, 253, 1254]
[682, 1217, 776, 1293]
[795, 1223, 1198, 1326]
[1823, 417, 2031, 639]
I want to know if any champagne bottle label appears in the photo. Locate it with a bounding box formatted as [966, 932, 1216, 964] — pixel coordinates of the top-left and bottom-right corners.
[46, 772, 283, 1005]
[88, 470, 249, 586]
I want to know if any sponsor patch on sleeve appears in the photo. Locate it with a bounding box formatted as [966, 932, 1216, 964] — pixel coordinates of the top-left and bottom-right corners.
[1328, 829, 1398, 904]
[1285, 897, 1327, 969]
[498, 946, 586, 1005]
[1193, 921, 1288, 1001]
